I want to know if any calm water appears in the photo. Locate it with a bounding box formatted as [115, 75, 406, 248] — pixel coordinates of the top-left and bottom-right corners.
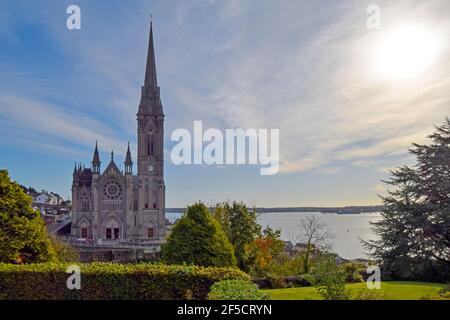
[166, 211, 382, 260]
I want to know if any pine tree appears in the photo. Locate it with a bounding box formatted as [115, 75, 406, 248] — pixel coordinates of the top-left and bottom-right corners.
[161, 203, 236, 267]
[0, 170, 56, 263]
[363, 118, 450, 281]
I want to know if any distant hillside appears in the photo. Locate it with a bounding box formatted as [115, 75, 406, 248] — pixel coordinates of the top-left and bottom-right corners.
[166, 205, 384, 214]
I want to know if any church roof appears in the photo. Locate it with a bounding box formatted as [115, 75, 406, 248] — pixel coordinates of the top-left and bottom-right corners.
[103, 151, 122, 176]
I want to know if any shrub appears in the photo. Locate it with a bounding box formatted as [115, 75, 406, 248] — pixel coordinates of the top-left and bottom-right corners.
[342, 262, 364, 283]
[0, 262, 249, 300]
[208, 280, 270, 300]
[267, 275, 288, 289]
[161, 203, 236, 267]
[439, 283, 450, 295]
[297, 274, 315, 287]
[312, 257, 350, 300]
[49, 235, 79, 262]
[421, 284, 450, 300]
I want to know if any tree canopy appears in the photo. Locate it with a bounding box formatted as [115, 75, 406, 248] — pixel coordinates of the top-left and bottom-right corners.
[363, 118, 450, 281]
[212, 202, 261, 271]
[161, 202, 236, 267]
[0, 170, 56, 263]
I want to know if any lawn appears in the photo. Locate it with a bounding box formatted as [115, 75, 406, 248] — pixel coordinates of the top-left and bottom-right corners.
[262, 282, 446, 300]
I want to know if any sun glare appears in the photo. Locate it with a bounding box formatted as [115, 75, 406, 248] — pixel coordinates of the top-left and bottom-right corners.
[374, 24, 440, 80]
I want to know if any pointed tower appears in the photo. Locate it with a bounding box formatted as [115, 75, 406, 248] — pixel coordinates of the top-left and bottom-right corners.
[92, 141, 101, 174]
[124, 142, 133, 174]
[137, 21, 164, 177]
[136, 21, 166, 240]
[144, 22, 158, 89]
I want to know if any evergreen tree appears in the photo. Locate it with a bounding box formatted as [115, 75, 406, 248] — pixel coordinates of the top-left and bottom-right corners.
[161, 203, 236, 267]
[363, 118, 450, 281]
[213, 202, 261, 271]
[0, 170, 56, 263]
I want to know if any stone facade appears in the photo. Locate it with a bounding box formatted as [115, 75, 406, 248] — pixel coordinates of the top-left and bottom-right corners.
[70, 23, 166, 246]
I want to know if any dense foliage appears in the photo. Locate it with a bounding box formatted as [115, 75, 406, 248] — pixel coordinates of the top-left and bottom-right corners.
[49, 235, 79, 262]
[213, 202, 261, 271]
[208, 280, 270, 300]
[244, 226, 285, 277]
[311, 256, 350, 300]
[0, 262, 249, 300]
[0, 170, 56, 263]
[161, 203, 236, 267]
[363, 118, 450, 282]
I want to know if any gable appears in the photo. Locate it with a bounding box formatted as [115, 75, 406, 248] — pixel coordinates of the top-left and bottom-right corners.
[76, 216, 91, 227]
[102, 161, 122, 177]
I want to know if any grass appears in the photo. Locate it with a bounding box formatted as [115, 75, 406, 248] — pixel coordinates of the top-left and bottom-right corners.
[262, 281, 446, 300]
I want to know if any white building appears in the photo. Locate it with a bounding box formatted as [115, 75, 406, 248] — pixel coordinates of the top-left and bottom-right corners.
[34, 192, 63, 205]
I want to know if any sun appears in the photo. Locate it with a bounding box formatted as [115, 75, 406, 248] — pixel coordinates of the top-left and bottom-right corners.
[374, 24, 439, 80]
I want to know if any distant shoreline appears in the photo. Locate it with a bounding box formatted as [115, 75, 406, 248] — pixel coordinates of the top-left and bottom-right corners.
[166, 205, 384, 215]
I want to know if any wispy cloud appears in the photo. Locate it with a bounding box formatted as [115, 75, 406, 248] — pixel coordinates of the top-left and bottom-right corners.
[0, 94, 130, 156]
[169, 0, 450, 174]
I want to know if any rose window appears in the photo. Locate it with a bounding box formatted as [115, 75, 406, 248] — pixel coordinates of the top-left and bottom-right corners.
[102, 180, 123, 200]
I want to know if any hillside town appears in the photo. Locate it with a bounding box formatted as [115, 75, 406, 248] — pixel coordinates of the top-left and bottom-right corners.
[21, 186, 71, 225]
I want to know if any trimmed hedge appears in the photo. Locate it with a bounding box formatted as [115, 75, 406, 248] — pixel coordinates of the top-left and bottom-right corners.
[0, 262, 249, 300]
[208, 280, 270, 300]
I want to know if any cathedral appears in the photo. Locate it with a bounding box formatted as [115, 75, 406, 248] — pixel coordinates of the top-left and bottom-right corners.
[70, 23, 166, 246]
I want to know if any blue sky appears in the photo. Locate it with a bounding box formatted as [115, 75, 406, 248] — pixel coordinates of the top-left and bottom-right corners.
[0, 0, 449, 207]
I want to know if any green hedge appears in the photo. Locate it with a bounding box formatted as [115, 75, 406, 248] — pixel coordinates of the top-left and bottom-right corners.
[208, 280, 270, 300]
[0, 262, 249, 300]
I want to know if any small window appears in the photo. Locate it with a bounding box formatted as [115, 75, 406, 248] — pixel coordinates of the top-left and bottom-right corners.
[145, 203, 148, 209]
[106, 228, 112, 239]
[147, 228, 154, 239]
[147, 134, 154, 156]
[153, 202, 157, 209]
[81, 228, 88, 238]
[114, 228, 120, 239]
[151, 136, 154, 156]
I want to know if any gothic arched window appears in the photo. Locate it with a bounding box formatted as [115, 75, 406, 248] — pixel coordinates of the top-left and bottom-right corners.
[78, 191, 90, 212]
[147, 134, 154, 156]
[151, 136, 154, 155]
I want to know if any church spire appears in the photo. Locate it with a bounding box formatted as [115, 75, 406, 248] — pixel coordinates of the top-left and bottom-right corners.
[92, 141, 101, 174]
[144, 21, 158, 88]
[125, 142, 132, 164]
[124, 142, 133, 174]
